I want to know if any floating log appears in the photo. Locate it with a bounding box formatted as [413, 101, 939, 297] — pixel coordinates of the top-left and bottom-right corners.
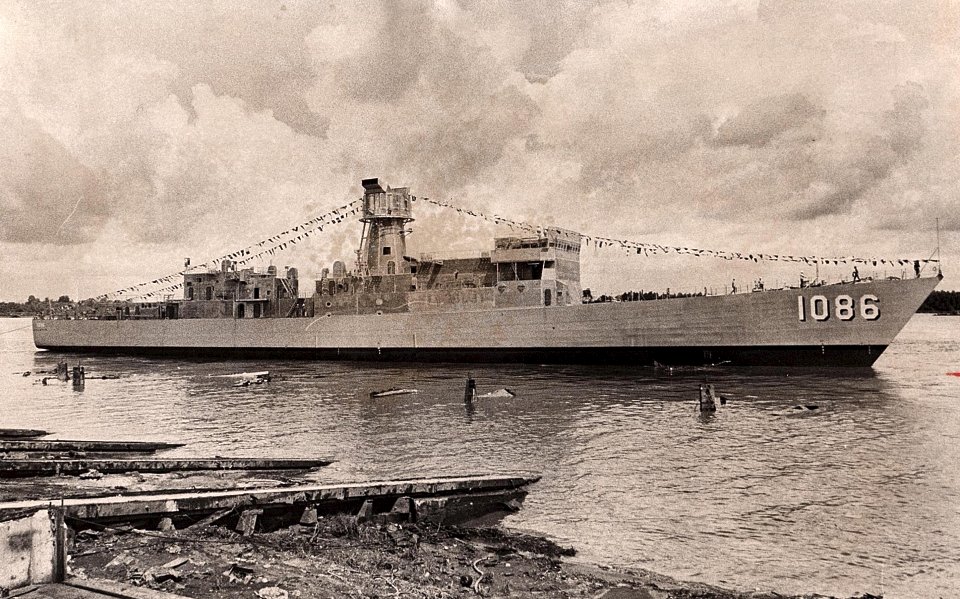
[213, 371, 271, 379]
[0, 457, 333, 478]
[476, 388, 516, 398]
[0, 439, 184, 453]
[370, 388, 418, 398]
[0, 428, 49, 439]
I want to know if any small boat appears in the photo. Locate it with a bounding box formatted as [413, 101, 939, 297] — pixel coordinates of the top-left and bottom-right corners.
[370, 388, 419, 398]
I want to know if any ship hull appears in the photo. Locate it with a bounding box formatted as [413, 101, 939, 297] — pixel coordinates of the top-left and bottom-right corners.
[33, 277, 939, 367]
[27, 343, 887, 367]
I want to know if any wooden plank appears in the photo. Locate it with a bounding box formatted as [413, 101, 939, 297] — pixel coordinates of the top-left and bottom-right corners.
[235, 508, 262, 536]
[7, 584, 42, 597]
[26, 584, 109, 598]
[0, 428, 48, 439]
[66, 577, 192, 598]
[185, 507, 233, 530]
[0, 457, 333, 478]
[0, 440, 184, 453]
[0, 475, 540, 522]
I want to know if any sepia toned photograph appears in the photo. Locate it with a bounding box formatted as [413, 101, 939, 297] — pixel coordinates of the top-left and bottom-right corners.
[1, 1, 957, 597]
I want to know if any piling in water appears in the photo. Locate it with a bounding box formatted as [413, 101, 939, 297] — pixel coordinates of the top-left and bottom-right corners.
[464, 377, 477, 402]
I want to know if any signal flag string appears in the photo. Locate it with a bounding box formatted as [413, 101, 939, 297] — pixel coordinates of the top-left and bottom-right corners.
[97, 193, 940, 302]
[413, 197, 940, 269]
[97, 199, 362, 301]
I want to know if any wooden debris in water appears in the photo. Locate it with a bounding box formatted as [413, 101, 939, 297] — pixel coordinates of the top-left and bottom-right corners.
[0, 439, 183, 453]
[0, 457, 333, 478]
[0, 428, 48, 439]
[369, 388, 418, 398]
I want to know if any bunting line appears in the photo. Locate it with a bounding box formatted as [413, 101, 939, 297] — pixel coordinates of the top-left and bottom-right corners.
[98, 193, 938, 302]
[98, 199, 362, 301]
[414, 197, 938, 269]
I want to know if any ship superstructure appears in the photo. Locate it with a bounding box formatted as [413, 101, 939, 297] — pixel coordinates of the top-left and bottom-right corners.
[317, 179, 583, 317]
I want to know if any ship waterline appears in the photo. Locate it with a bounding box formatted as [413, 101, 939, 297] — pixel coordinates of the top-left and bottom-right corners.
[34, 276, 940, 367]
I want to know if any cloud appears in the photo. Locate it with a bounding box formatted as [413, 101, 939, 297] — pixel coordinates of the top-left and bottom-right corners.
[0, 108, 110, 243]
[886, 82, 929, 158]
[1, 0, 959, 298]
[714, 94, 822, 148]
[788, 82, 930, 220]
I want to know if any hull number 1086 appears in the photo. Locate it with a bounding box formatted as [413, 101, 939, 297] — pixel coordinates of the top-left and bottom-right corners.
[798, 294, 879, 322]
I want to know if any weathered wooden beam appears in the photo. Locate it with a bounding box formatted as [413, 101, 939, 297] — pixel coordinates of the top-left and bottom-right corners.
[185, 507, 233, 530]
[0, 440, 184, 453]
[235, 509, 262, 536]
[65, 577, 193, 598]
[0, 457, 333, 478]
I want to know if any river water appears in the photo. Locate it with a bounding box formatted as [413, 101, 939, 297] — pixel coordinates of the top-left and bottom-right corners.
[1, 315, 958, 597]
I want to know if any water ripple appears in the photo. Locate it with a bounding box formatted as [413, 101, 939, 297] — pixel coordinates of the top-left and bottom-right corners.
[2, 315, 959, 597]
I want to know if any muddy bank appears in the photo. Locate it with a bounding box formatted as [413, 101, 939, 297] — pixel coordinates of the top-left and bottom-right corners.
[69, 519, 879, 599]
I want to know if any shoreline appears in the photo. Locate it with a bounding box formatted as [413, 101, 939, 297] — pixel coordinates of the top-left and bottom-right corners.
[69, 519, 880, 599]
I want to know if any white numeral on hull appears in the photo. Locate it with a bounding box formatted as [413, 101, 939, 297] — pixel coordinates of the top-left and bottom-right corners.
[798, 294, 879, 322]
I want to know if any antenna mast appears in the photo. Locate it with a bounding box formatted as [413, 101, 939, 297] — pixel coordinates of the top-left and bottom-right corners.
[936, 217, 942, 276]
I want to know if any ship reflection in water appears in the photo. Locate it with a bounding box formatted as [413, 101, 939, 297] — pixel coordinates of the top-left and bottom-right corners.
[3, 315, 960, 598]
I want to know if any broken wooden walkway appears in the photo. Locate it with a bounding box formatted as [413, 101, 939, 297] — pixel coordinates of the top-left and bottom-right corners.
[0, 474, 538, 524]
[0, 474, 539, 592]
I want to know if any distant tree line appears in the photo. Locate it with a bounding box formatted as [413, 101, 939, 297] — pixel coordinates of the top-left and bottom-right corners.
[0, 295, 72, 317]
[918, 291, 960, 314]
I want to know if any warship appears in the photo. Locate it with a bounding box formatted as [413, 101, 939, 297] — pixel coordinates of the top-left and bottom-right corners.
[33, 178, 940, 367]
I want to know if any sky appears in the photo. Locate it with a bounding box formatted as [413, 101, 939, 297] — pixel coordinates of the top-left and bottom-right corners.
[1, 0, 959, 301]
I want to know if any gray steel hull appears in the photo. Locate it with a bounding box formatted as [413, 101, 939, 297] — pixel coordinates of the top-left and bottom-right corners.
[33, 277, 939, 367]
